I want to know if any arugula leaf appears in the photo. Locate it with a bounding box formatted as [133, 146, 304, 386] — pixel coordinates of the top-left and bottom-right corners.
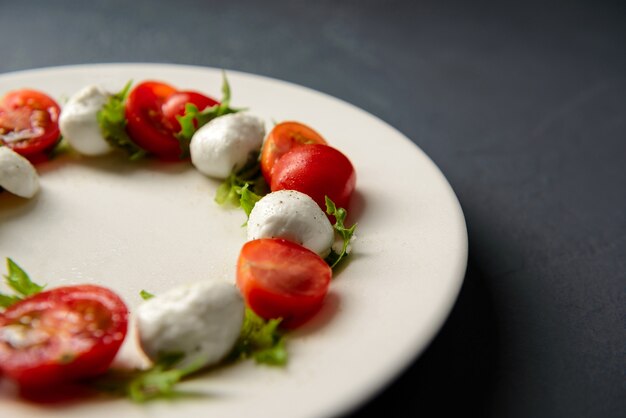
[175, 72, 242, 158]
[127, 353, 204, 402]
[0, 258, 46, 308]
[0, 294, 20, 309]
[140, 289, 155, 300]
[325, 197, 357, 269]
[230, 308, 287, 366]
[238, 183, 263, 218]
[215, 172, 243, 207]
[4, 258, 45, 296]
[97, 81, 146, 160]
[94, 352, 204, 403]
[215, 158, 268, 219]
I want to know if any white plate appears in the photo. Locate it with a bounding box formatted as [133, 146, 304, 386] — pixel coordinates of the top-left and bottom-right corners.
[0, 64, 467, 418]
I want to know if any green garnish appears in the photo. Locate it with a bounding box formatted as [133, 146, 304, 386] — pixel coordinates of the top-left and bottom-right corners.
[215, 158, 268, 219]
[0, 258, 45, 307]
[139, 289, 155, 300]
[230, 308, 287, 366]
[94, 352, 205, 402]
[128, 352, 204, 402]
[0, 294, 20, 309]
[325, 197, 357, 269]
[238, 183, 262, 218]
[97, 81, 147, 160]
[175, 72, 242, 158]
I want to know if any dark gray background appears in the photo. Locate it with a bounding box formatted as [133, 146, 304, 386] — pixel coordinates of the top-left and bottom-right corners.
[1, 1, 624, 417]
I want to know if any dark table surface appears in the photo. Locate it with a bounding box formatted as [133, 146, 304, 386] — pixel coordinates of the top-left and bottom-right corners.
[1, 1, 624, 417]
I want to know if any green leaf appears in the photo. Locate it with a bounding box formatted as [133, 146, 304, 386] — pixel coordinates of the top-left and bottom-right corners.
[0, 293, 20, 308]
[140, 289, 154, 300]
[4, 258, 45, 297]
[0, 258, 45, 309]
[97, 81, 147, 160]
[215, 157, 268, 219]
[238, 183, 262, 218]
[128, 354, 204, 402]
[174, 72, 243, 158]
[325, 197, 357, 269]
[230, 308, 287, 366]
[93, 352, 204, 403]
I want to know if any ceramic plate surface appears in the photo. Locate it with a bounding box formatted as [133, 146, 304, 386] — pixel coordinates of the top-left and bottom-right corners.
[0, 64, 467, 418]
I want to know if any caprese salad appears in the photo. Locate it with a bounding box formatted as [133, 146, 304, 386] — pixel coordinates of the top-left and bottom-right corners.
[0, 74, 358, 402]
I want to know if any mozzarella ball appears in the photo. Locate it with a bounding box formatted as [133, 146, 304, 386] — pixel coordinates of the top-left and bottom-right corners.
[59, 85, 112, 156]
[135, 280, 244, 369]
[248, 190, 334, 257]
[0, 147, 39, 198]
[190, 113, 265, 179]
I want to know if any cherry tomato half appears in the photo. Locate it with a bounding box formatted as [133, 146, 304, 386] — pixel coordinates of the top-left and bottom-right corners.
[0, 285, 128, 389]
[0, 89, 61, 161]
[237, 238, 332, 329]
[260, 121, 327, 184]
[161, 91, 219, 133]
[271, 143, 356, 211]
[125, 81, 218, 159]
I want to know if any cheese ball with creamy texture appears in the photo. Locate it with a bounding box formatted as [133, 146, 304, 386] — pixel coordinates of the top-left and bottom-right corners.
[248, 190, 334, 258]
[190, 113, 265, 179]
[0, 147, 39, 198]
[59, 85, 112, 156]
[135, 280, 244, 369]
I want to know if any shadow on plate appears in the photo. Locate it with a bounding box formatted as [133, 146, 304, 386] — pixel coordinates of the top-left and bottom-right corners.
[291, 291, 342, 338]
[344, 254, 501, 417]
[0, 189, 41, 221]
[36, 150, 194, 177]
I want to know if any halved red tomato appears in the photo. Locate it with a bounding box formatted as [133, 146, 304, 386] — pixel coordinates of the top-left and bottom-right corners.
[271, 143, 356, 211]
[237, 238, 332, 329]
[161, 91, 219, 132]
[0, 89, 61, 162]
[0, 285, 128, 389]
[125, 81, 218, 159]
[260, 121, 327, 184]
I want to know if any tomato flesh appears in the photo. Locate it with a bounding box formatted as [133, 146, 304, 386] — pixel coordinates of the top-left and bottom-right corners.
[237, 238, 332, 328]
[125, 81, 218, 159]
[0, 89, 61, 161]
[271, 143, 356, 211]
[260, 121, 327, 184]
[0, 285, 128, 389]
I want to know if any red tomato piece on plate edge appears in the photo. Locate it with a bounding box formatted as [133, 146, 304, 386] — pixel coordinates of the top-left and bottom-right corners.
[0, 285, 128, 390]
[0, 89, 61, 162]
[237, 238, 332, 329]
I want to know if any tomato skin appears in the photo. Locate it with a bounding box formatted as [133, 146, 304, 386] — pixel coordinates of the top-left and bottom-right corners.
[271, 144, 356, 211]
[0, 89, 61, 161]
[237, 238, 332, 328]
[125, 81, 218, 159]
[161, 91, 218, 132]
[125, 81, 178, 159]
[0, 285, 128, 389]
[260, 121, 327, 184]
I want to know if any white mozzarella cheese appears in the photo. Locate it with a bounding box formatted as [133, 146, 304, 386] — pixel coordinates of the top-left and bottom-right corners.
[0, 147, 39, 198]
[190, 113, 265, 179]
[247, 190, 334, 257]
[59, 85, 112, 156]
[135, 280, 244, 369]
